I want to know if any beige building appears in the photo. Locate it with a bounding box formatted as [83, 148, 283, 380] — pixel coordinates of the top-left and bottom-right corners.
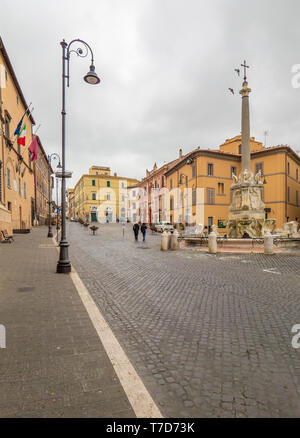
[0, 37, 36, 235]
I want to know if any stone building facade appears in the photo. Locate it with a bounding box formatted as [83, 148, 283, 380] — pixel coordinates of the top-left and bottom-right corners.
[0, 37, 35, 235]
[33, 136, 53, 225]
[164, 135, 300, 233]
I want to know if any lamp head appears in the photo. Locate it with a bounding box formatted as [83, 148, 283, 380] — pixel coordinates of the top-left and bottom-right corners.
[84, 64, 100, 85]
[57, 162, 62, 169]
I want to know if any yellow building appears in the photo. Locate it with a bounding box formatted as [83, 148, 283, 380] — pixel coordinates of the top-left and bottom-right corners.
[165, 135, 300, 233]
[73, 166, 139, 223]
[0, 37, 36, 235]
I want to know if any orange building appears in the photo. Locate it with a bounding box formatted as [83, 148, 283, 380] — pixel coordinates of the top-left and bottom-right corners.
[0, 37, 36, 235]
[165, 135, 300, 233]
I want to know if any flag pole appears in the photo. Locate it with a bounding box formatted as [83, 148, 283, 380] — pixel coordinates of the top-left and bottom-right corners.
[10, 106, 35, 147]
[20, 123, 41, 160]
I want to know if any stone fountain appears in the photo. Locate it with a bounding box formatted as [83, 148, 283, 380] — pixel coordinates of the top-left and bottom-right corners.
[228, 62, 274, 238]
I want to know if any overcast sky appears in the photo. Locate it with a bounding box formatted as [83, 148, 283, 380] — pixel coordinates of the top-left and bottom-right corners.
[1, 0, 300, 188]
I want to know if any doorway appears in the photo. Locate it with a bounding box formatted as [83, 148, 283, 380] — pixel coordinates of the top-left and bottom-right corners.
[91, 212, 97, 222]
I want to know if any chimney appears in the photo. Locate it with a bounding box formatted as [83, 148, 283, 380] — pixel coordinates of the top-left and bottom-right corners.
[114, 172, 117, 177]
[179, 148, 183, 159]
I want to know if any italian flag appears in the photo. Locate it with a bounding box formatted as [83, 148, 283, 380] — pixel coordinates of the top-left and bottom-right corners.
[17, 124, 26, 146]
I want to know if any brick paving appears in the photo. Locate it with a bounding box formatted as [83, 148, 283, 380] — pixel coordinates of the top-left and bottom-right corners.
[0, 227, 135, 418]
[69, 222, 300, 418]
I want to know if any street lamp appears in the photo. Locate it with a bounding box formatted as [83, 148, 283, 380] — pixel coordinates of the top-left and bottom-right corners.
[57, 39, 100, 274]
[47, 153, 61, 238]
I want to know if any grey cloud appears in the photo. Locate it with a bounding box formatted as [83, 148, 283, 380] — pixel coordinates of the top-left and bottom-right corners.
[1, 0, 300, 187]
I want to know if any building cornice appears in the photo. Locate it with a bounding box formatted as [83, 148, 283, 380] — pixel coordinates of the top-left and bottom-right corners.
[0, 37, 35, 125]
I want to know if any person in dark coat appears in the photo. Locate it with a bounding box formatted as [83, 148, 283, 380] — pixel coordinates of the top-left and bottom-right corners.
[133, 223, 139, 241]
[141, 223, 147, 242]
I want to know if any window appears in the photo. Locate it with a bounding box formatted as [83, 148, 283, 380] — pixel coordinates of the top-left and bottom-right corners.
[231, 166, 237, 176]
[4, 111, 11, 138]
[288, 186, 290, 202]
[122, 195, 125, 201]
[192, 164, 196, 178]
[107, 194, 111, 201]
[287, 162, 290, 175]
[170, 197, 174, 210]
[7, 168, 11, 188]
[218, 182, 224, 195]
[207, 163, 214, 176]
[8, 201, 12, 211]
[92, 192, 96, 200]
[161, 176, 165, 187]
[132, 202, 136, 209]
[192, 188, 196, 206]
[296, 190, 299, 206]
[297, 169, 299, 181]
[238, 144, 242, 155]
[170, 179, 173, 189]
[24, 182, 26, 199]
[107, 181, 110, 187]
[255, 162, 264, 175]
[121, 182, 125, 188]
[92, 179, 96, 186]
[207, 187, 215, 204]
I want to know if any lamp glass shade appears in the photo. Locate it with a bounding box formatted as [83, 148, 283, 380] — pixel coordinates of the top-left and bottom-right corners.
[84, 64, 100, 85]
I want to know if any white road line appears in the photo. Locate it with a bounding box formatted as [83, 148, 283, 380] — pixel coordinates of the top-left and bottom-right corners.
[52, 237, 162, 418]
[263, 268, 281, 275]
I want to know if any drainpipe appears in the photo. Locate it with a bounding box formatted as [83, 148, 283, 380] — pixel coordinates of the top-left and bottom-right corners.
[285, 152, 287, 222]
[0, 73, 5, 205]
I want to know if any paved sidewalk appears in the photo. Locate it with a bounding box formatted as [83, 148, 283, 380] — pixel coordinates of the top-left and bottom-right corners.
[0, 227, 135, 418]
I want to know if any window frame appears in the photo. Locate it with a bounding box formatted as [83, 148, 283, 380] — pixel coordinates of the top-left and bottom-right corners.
[207, 163, 214, 176]
[206, 187, 215, 204]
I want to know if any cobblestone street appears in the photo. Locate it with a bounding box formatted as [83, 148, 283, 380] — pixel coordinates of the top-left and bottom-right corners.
[69, 222, 300, 418]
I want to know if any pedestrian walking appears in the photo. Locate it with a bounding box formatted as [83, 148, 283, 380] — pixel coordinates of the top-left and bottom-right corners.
[133, 222, 139, 242]
[141, 223, 147, 242]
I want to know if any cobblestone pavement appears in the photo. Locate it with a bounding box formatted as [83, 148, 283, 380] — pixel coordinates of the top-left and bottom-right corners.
[69, 222, 300, 418]
[0, 228, 135, 418]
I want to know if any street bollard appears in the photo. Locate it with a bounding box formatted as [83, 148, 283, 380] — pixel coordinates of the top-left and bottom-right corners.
[264, 232, 274, 255]
[170, 229, 179, 251]
[208, 231, 217, 254]
[161, 230, 170, 251]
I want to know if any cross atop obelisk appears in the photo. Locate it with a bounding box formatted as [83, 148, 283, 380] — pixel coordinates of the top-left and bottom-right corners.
[241, 60, 249, 81]
[239, 60, 251, 172]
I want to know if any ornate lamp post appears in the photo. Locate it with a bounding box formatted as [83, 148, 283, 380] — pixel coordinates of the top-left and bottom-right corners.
[47, 153, 62, 238]
[57, 39, 100, 273]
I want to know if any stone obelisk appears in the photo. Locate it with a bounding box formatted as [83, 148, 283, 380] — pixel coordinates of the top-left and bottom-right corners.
[228, 61, 265, 238]
[240, 67, 251, 173]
